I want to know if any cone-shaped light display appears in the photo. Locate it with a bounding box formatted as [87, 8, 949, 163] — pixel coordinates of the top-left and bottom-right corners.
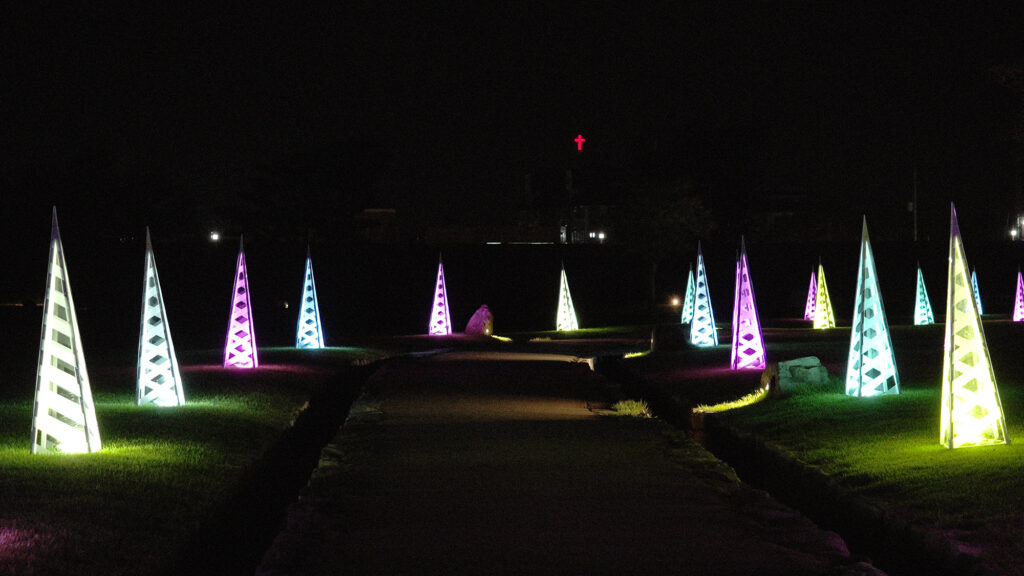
[731, 238, 766, 369]
[224, 236, 258, 368]
[556, 264, 579, 331]
[690, 243, 718, 347]
[940, 204, 1009, 448]
[845, 218, 899, 397]
[295, 249, 325, 348]
[803, 270, 817, 320]
[1013, 269, 1024, 322]
[429, 256, 453, 335]
[971, 268, 984, 315]
[813, 263, 836, 329]
[137, 228, 185, 406]
[681, 264, 695, 324]
[31, 208, 101, 453]
[914, 265, 935, 325]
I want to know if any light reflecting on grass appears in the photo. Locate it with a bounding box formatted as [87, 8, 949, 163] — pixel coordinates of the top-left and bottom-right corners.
[716, 384, 1024, 567]
[0, 352, 374, 576]
[694, 385, 770, 414]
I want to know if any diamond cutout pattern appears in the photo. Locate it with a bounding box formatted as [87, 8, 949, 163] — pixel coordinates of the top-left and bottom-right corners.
[295, 253, 325, 348]
[845, 220, 899, 397]
[224, 237, 258, 368]
[690, 244, 718, 347]
[730, 239, 765, 369]
[137, 228, 186, 406]
[940, 205, 1009, 448]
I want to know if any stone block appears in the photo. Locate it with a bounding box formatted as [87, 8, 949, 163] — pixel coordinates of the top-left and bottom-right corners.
[771, 356, 829, 395]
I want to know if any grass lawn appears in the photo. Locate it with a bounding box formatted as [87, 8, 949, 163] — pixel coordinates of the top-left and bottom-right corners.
[628, 320, 1024, 574]
[0, 346, 384, 576]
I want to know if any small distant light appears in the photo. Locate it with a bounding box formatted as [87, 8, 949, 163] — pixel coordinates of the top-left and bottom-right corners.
[589, 232, 596, 238]
[597, 231, 606, 240]
[209, 231, 221, 242]
[670, 296, 681, 307]
[1012, 229, 1019, 239]
[282, 301, 289, 309]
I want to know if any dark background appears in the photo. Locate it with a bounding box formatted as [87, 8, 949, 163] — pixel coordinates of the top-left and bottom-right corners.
[3, 3, 1024, 364]
[5, 3, 1024, 240]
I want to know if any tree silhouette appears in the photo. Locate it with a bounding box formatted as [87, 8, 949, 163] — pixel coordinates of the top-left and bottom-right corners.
[617, 180, 716, 317]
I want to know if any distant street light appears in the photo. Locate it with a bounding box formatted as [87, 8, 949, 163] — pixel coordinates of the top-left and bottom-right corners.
[209, 231, 221, 242]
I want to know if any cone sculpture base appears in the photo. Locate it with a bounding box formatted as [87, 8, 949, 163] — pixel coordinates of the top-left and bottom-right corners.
[690, 244, 718, 347]
[940, 205, 1008, 448]
[296, 252, 325, 348]
[224, 237, 258, 368]
[32, 209, 102, 454]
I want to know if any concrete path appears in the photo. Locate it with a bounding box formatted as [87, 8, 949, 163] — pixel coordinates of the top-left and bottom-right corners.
[258, 355, 865, 575]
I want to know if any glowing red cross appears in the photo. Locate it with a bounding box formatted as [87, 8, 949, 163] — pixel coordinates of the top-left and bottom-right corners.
[574, 134, 585, 151]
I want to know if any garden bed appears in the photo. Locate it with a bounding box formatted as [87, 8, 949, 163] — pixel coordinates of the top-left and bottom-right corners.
[622, 320, 1024, 576]
[0, 346, 383, 576]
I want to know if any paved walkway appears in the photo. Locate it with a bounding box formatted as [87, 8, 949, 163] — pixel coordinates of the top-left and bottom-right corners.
[258, 354, 867, 575]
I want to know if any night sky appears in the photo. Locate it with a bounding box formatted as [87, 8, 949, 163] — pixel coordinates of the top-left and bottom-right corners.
[5, 3, 1024, 243]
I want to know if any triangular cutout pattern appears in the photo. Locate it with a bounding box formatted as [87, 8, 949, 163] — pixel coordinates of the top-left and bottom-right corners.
[971, 269, 984, 315]
[690, 245, 718, 347]
[429, 259, 453, 335]
[845, 220, 899, 397]
[681, 264, 695, 324]
[1013, 270, 1024, 322]
[556, 265, 579, 331]
[137, 228, 185, 406]
[914, 266, 935, 325]
[804, 271, 817, 320]
[224, 238, 258, 368]
[31, 209, 102, 453]
[940, 205, 1008, 448]
[813, 264, 836, 329]
[731, 241, 766, 369]
[296, 253, 325, 348]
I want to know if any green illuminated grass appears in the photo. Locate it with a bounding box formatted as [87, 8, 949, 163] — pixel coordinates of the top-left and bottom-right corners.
[693, 385, 769, 414]
[610, 398, 651, 417]
[628, 321, 1024, 573]
[715, 387, 1024, 514]
[712, 384, 1024, 571]
[0, 346, 384, 576]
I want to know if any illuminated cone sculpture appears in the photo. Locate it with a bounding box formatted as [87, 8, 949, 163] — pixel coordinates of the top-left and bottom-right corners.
[813, 263, 836, 329]
[690, 243, 718, 347]
[845, 219, 899, 397]
[804, 270, 817, 320]
[224, 236, 258, 368]
[556, 264, 579, 331]
[681, 264, 695, 324]
[1013, 269, 1024, 322]
[731, 238, 766, 369]
[940, 204, 1009, 448]
[137, 228, 185, 406]
[31, 209, 101, 453]
[295, 249, 325, 348]
[971, 268, 983, 315]
[914, 265, 935, 325]
[429, 257, 452, 335]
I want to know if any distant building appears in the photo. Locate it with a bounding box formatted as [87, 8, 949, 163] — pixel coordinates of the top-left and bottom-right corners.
[569, 203, 612, 244]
